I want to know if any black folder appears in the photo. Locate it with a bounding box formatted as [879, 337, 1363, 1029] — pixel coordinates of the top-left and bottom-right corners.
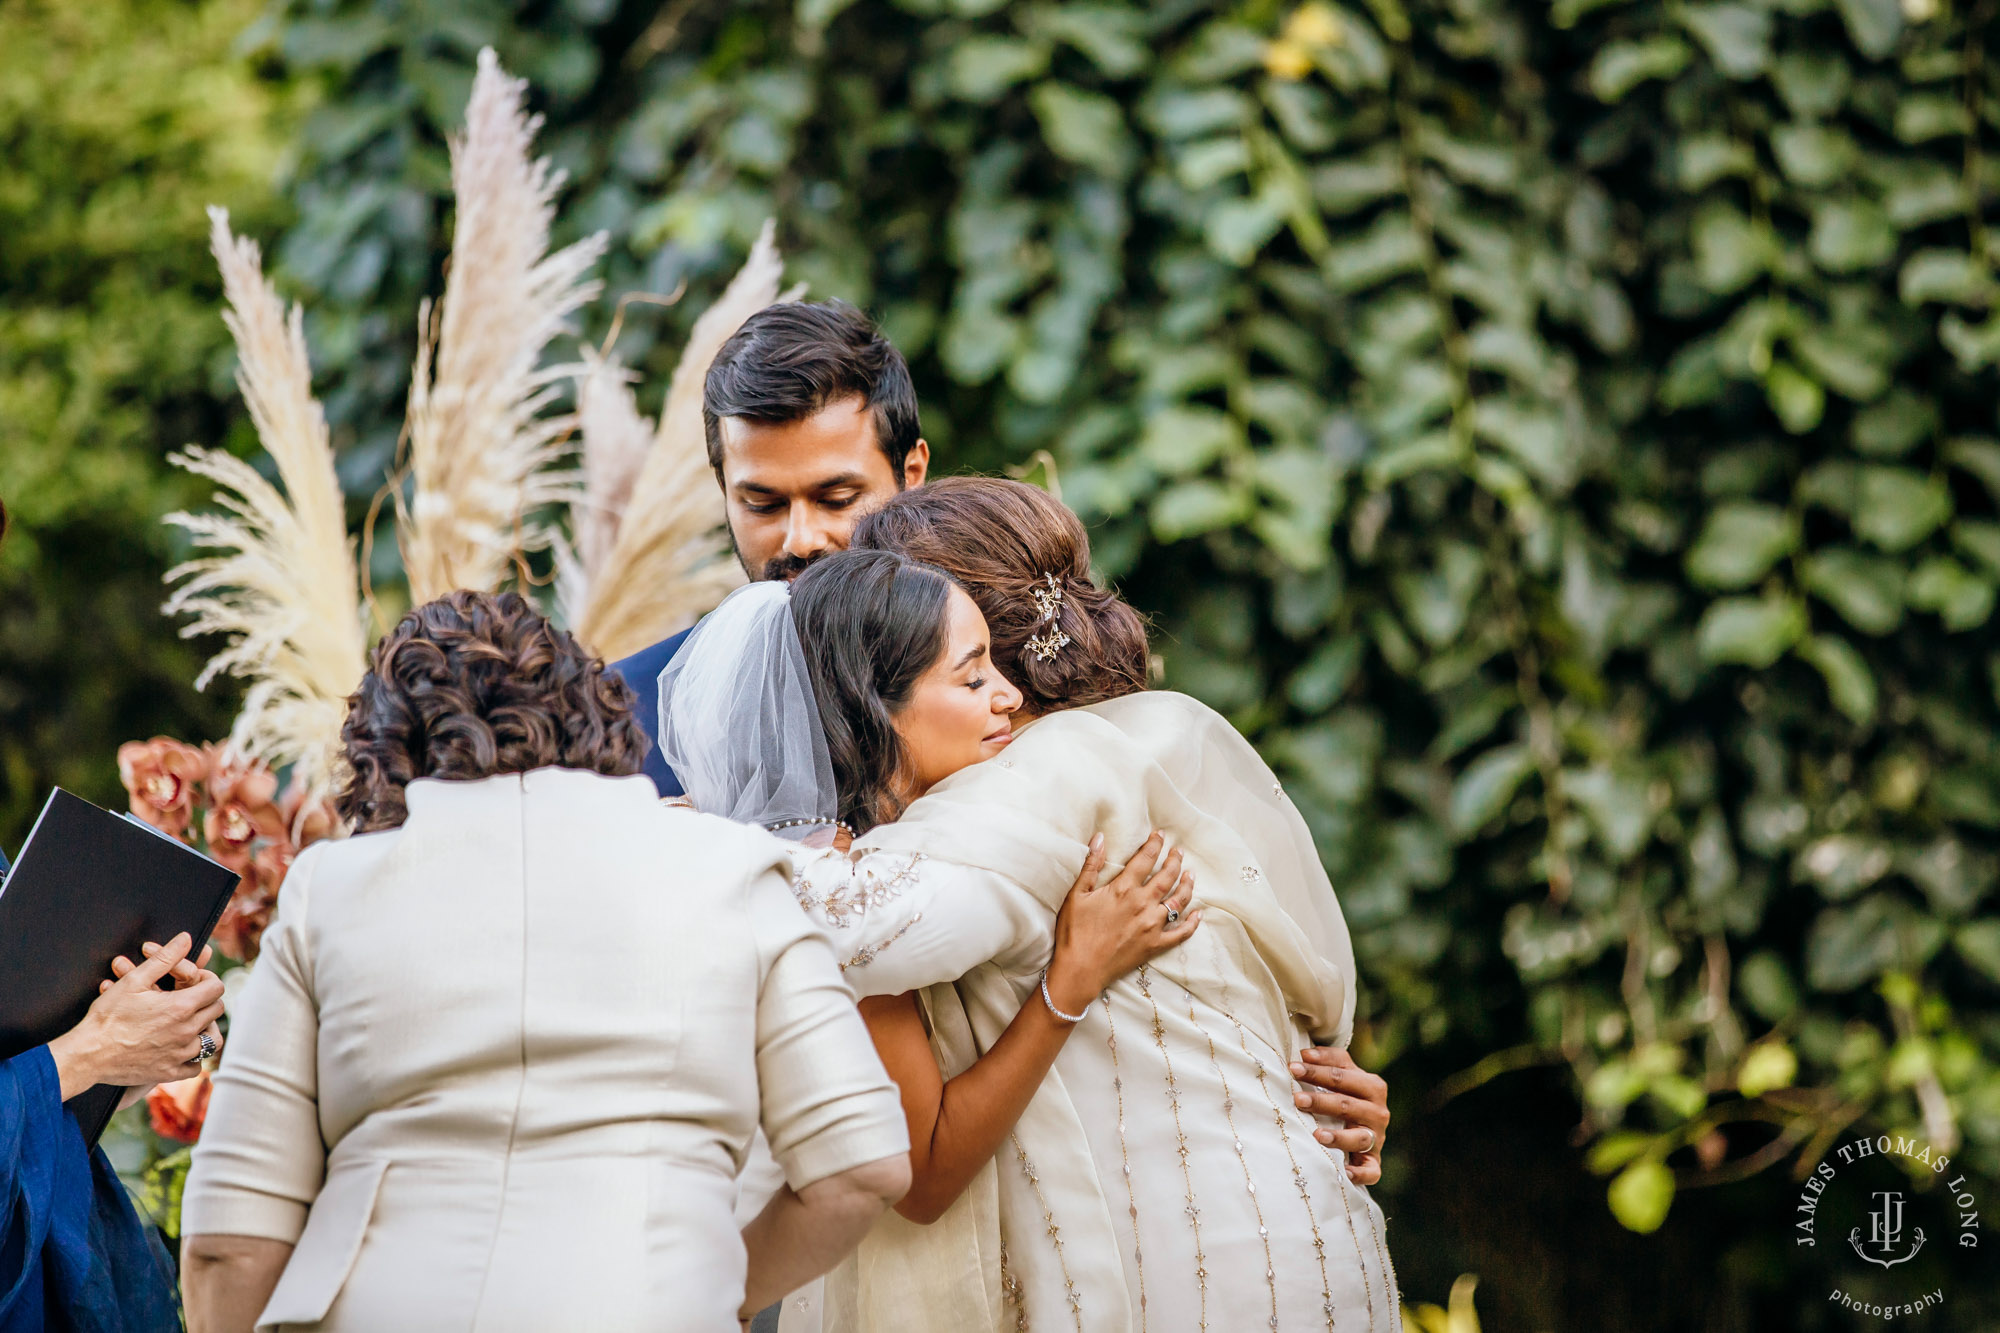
[0, 787, 242, 1144]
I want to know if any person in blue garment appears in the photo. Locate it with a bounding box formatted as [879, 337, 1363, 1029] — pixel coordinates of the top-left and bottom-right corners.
[0, 496, 229, 1333]
[608, 300, 930, 796]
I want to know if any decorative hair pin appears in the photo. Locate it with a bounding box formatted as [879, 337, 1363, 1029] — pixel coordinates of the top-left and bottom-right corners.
[1026, 572, 1071, 661]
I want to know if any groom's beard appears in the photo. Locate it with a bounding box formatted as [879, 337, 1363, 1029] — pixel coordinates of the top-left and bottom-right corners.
[758, 550, 822, 581]
[728, 526, 826, 583]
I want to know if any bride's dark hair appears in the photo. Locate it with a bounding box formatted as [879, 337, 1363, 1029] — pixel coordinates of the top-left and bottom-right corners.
[852, 477, 1148, 714]
[789, 548, 962, 832]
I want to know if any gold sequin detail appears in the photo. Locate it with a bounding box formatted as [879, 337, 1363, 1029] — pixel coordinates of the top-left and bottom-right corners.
[1000, 1243, 1030, 1332]
[1011, 1138, 1083, 1331]
[792, 850, 925, 928]
[1213, 968, 1342, 1331]
[1101, 988, 1147, 1329]
[1135, 966, 1207, 1331]
[839, 912, 921, 971]
[1184, 988, 1279, 1331]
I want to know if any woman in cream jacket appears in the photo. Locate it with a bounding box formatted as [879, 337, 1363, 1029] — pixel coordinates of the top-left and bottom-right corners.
[179, 591, 910, 1333]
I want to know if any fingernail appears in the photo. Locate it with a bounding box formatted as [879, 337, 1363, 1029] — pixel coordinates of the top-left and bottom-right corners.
[142, 943, 158, 955]
[1090, 833, 1103, 854]
[1317, 1128, 1334, 1143]
[1289, 1062, 1306, 1077]
[1294, 1092, 1312, 1108]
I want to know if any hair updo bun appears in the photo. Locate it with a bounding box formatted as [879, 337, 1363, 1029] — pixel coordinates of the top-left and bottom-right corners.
[852, 477, 1148, 713]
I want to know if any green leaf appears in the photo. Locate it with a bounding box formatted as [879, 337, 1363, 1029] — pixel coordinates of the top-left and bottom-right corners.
[1807, 896, 1904, 990]
[1831, 0, 1903, 60]
[1696, 595, 1806, 667]
[1802, 548, 1905, 634]
[1763, 361, 1824, 433]
[1798, 634, 1878, 724]
[1567, 764, 1657, 860]
[1790, 326, 1889, 401]
[1608, 1159, 1675, 1234]
[1947, 437, 2000, 499]
[1956, 921, 2000, 986]
[1589, 37, 1693, 102]
[1899, 250, 1994, 307]
[1205, 192, 1287, 266]
[1139, 406, 1240, 475]
[1771, 123, 1855, 187]
[1895, 95, 1972, 143]
[1450, 743, 1536, 835]
[1472, 400, 1574, 487]
[1149, 479, 1249, 541]
[1675, 134, 1755, 190]
[1029, 83, 1133, 178]
[1585, 1131, 1655, 1175]
[1679, 4, 1772, 79]
[1853, 467, 1952, 551]
[1323, 212, 1425, 291]
[1850, 388, 1937, 456]
[947, 36, 1050, 101]
[1907, 556, 1997, 630]
[1809, 198, 1896, 273]
[1739, 953, 1800, 1021]
[1952, 520, 2000, 578]
[1685, 502, 1797, 589]
[1737, 1042, 1799, 1098]
[1692, 202, 1772, 293]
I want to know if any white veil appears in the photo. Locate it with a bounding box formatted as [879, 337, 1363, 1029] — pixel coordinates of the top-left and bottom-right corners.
[656, 580, 840, 841]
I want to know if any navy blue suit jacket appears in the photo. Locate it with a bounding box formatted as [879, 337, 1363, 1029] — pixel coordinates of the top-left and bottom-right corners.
[609, 627, 693, 798]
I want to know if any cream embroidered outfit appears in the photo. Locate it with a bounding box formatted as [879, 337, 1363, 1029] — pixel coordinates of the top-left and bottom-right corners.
[182, 768, 908, 1333]
[789, 691, 1399, 1333]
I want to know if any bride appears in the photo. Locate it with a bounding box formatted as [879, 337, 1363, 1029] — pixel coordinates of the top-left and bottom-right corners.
[660, 480, 1397, 1333]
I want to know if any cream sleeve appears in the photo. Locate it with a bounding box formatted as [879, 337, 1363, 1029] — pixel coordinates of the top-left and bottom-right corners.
[788, 849, 1049, 999]
[746, 861, 910, 1191]
[181, 845, 327, 1243]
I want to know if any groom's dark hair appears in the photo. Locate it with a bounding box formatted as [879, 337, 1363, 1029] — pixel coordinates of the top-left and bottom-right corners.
[702, 299, 921, 480]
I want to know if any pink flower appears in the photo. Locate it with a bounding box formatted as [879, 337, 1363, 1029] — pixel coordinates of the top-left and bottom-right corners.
[116, 739, 207, 838]
[201, 747, 284, 874]
[147, 1070, 211, 1143]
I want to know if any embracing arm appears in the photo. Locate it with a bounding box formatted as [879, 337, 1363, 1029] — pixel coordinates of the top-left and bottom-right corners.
[864, 834, 1198, 1223]
[791, 847, 1051, 998]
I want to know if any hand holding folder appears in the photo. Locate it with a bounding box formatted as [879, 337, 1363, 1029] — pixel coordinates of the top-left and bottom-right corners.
[0, 788, 243, 1143]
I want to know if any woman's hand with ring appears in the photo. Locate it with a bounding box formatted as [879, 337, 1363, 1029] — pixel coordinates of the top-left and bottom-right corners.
[1046, 831, 1200, 1016]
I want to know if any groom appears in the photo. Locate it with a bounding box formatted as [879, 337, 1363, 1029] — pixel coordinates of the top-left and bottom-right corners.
[610, 299, 927, 797]
[609, 299, 1392, 1183]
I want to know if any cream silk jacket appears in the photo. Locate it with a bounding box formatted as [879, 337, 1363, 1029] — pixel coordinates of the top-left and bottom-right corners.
[785, 692, 1400, 1333]
[181, 767, 908, 1333]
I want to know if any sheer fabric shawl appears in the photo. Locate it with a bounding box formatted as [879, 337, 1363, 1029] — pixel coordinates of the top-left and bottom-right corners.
[819, 690, 1356, 1333]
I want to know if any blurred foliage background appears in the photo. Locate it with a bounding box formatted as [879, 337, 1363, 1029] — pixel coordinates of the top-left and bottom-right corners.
[5, 0, 2000, 1327]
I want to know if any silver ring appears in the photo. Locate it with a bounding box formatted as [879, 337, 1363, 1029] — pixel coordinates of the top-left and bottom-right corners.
[1164, 906, 1181, 926]
[193, 1031, 217, 1064]
[1358, 1127, 1376, 1155]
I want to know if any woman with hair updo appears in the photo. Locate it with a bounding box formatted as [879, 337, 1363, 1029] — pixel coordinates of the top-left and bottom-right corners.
[178, 590, 913, 1333]
[659, 480, 1397, 1333]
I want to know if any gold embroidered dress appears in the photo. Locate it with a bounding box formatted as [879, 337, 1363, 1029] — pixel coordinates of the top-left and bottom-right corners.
[788, 691, 1400, 1333]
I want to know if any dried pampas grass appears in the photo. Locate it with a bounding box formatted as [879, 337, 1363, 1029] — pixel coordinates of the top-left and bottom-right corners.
[164, 208, 367, 799]
[399, 47, 608, 601]
[568, 220, 803, 661]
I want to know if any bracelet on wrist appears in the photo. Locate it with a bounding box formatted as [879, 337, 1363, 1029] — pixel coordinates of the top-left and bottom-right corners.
[1039, 969, 1091, 1024]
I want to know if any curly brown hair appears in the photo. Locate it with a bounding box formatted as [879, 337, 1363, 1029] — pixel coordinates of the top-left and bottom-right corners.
[851, 477, 1149, 714]
[337, 590, 646, 833]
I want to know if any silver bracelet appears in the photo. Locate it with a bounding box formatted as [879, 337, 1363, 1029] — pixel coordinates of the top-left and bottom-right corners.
[1039, 969, 1091, 1024]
